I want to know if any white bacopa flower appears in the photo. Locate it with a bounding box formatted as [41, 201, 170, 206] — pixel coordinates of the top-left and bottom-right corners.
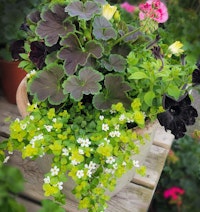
[44, 125, 53, 132]
[78, 149, 84, 155]
[52, 118, 57, 123]
[114, 124, 120, 130]
[113, 163, 118, 169]
[106, 156, 116, 164]
[122, 161, 127, 166]
[57, 182, 63, 190]
[102, 123, 109, 131]
[88, 161, 97, 170]
[109, 131, 121, 137]
[133, 160, 140, 168]
[3, 156, 10, 163]
[43, 176, 50, 184]
[119, 114, 126, 121]
[104, 138, 110, 143]
[110, 109, 116, 114]
[99, 115, 104, 120]
[20, 123, 27, 130]
[62, 148, 69, 156]
[105, 168, 114, 174]
[87, 169, 92, 178]
[50, 166, 59, 176]
[30, 115, 34, 120]
[76, 170, 84, 178]
[71, 160, 79, 166]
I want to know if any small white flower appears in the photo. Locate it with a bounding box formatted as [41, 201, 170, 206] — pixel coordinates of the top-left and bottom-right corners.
[88, 161, 97, 170]
[109, 131, 121, 137]
[50, 166, 59, 176]
[122, 161, 127, 166]
[8, 151, 13, 155]
[30, 115, 34, 120]
[62, 148, 69, 156]
[57, 182, 63, 190]
[76, 170, 84, 178]
[106, 156, 115, 164]
[104, 138, 110, 143]
[87, 169, 92, 178]
[44, 176, 50, 184]
[99, 115, 104, 120]
[133, 160, 140, 168]
[78, 149, 84, 155]
[71, 160, 79, 166]
[3, 156, 10, 163]
[52, 118, 57, 123]
[119, 114, 126, 121]
[113, 163, 118, 169]
[105, 168, 114, 174]
[102, 123, 109, 131]
[110, 109, 116, 114]
[114, 124, 119, 130]
[20, 123, 27, 130]
[44, 125, 53, 132]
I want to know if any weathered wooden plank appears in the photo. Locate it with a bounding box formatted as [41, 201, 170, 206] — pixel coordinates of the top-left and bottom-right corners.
[153, 125, 174, 150]
[132, 144, 169, 189]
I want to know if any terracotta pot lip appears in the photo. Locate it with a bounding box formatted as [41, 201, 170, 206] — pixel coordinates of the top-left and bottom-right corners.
[0, 59, 20, 65]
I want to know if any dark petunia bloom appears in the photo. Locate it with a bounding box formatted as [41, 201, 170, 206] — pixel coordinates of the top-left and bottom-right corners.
[157, 93, 198, 139]
[29, 41, 47, 69]
[192, 61, 200, 86]
[10, 40, 25, 60]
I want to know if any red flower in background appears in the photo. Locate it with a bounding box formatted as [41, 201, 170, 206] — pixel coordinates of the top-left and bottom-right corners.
[164, 186, 185, 206]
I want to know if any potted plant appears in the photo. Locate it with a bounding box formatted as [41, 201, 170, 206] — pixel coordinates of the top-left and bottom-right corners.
[0, 0, 41, 104]
[0, 0, 199, 211]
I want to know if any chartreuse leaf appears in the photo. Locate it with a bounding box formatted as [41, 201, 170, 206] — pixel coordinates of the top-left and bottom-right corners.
[63, 67, 103, 101]
[36, 5, 75, 46]
[167, 84, 181, 99]
[128, 71, 148, 79]
[39, 199, 65, 212]
[93, 16, 117, 41]
[144, 90, 155, 106]
[103, 54, 126, 72]
[29, 64, 68, 105]
[65, 0, 100, 20]
[93, 74, 132, 109]
[58, 33, 103, 75]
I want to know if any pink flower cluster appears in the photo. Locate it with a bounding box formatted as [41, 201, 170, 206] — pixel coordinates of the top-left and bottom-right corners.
[120, 2, 136, 13]
[139, 0, 168, 23]
[164, 186, 185, 205]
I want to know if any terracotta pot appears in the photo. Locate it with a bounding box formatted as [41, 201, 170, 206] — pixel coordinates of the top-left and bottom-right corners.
[16, 77, 159, 201]
[0, 59, 26, 104]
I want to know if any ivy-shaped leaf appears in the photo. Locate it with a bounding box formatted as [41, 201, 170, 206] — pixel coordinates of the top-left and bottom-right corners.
[93, 16, 117, 41]
[29, 64, 67, 105]
[65, 0, 100, 20]
[93, 74, 132, 110]
[103, 54, 126, 72]
[36, 5, 75, 46]
[58, 33, 103, 75]
[63, 67, 103, 101]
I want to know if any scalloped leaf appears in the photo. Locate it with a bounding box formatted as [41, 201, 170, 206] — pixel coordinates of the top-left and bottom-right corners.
[29, 64, 67, 105]
[93, 74, 132, 109]
[36, 5, 75, 46]
[93, 16, 117, 41]
[103, 54, 126, 72]
[65, 0, 100, 20]
[63, 67, 103, 101]
[58, 33, 103, 75]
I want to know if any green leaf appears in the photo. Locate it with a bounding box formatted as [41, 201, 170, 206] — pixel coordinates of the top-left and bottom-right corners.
[63, 67, 103, 101]
[167, 84, 181, 99]
[93, 74, 132, 109]
[129, 71, 148, 79]
[29, 64, 68, 104]
[36, 5, 75, 46]
[65, 0, 100, 20]
[58, 33, 103, 75]
[93, 16, 117, 41]
[144, 90, 155, 106]
[39, 199, 65, 212]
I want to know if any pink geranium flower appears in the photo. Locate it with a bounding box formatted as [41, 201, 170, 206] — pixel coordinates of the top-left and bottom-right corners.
[163, 186, 185, 206]
[120, 2, 136, 13]
[139, 0, 168, 23]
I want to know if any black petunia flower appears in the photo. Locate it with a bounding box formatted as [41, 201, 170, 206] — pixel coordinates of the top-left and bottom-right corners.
[29, 41, 48, 69]
[10, 40, 25, 60]
[192, 61, 200, 86]
[157, 93, 198, 139]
